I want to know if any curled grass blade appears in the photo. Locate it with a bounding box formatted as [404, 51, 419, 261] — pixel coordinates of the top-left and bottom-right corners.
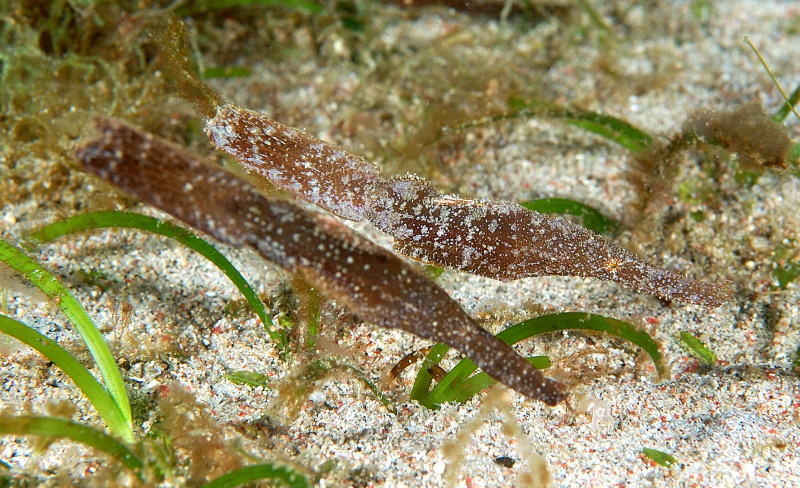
[497, 312, 667, 377]
[28, 211, 286, 349]
[0, 416, 143, 477]
[201, 462, 310, 488]
[508, 98, 654, 154]
[447, 99, 653, 155]
[0, 239, 133, 442]
[519, 197, 619, 235]
[0, 314, 130, 440]
[415, 312, 665, 408]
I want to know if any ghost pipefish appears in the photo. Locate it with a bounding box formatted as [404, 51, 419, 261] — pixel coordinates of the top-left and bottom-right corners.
[76, 115, 568, 406]
[204, 103, 733, 307]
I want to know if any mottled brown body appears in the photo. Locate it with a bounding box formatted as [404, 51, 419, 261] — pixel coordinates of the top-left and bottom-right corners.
[204, 105, 380, 221]
[205, 104, 734, 307]
[77, 116, 568, 406]
[368, 177, 733, 307]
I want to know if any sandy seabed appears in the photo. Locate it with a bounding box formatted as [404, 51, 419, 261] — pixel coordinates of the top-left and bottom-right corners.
[1, 1, 799, 486]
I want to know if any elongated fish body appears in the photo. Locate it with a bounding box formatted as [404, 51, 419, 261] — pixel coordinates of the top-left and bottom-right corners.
[205, 104, 733, 307]
[77, 116, 568, 406]
[366, 177, 733, 307]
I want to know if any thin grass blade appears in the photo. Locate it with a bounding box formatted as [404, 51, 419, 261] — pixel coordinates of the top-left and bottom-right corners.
[678, 331, 716, 365]
[0, 314, 130, 440]
[442, 356, 550, 404]
[0, 239, 133, 442]
[497, 313, 666, 377]
[28, 211, 285, 348]
[0, 416, 143, 476]
[408, 343, 449, 405]
[420, 312, 665, 408]
[174, 0, 324, 16]
[201, 462, 310, 488]
[508, 98, 654, 153]
[519, 197, 619, 235]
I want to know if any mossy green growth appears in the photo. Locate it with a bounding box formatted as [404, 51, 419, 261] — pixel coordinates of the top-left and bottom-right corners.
[734, 169, 760, 188]
[0, 0, 182, 214]
[770, 242, 800, 290]
[690, 1, 712, 23]
[174, 0, 324, 16]
[688, 210, 706, 223]
[677, 178, 716, 206]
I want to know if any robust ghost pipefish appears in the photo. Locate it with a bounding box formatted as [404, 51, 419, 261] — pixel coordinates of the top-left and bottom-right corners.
[77, 116, 569, 406]
[205, 103, 734, 307]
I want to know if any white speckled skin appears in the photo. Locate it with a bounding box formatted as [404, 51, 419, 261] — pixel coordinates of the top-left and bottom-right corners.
[205, 104, 733, 307]
[77, 116, 568, 406]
